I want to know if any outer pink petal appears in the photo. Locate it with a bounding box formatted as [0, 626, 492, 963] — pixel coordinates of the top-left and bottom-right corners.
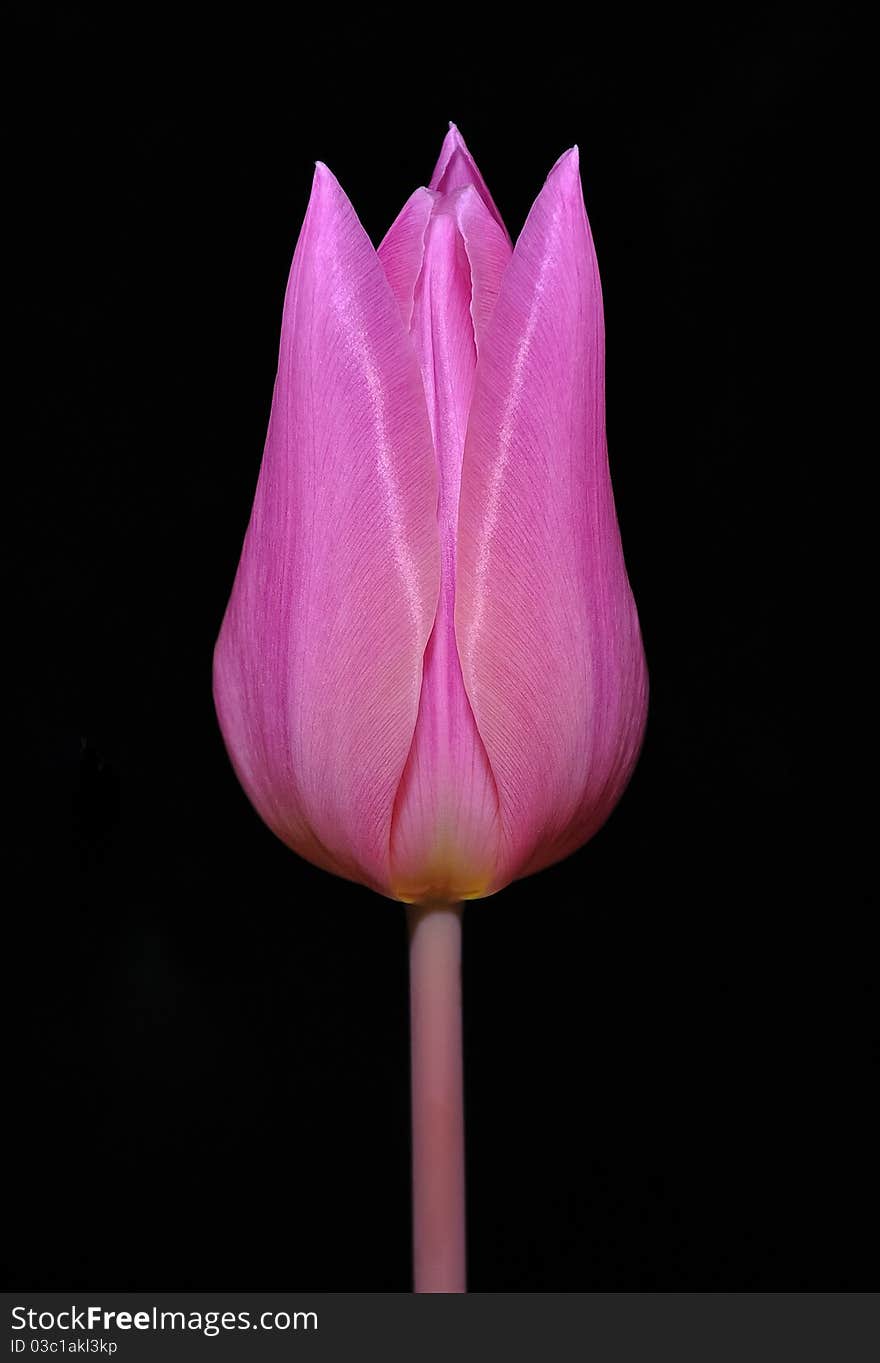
[213, 164, 440, 896]
[430, 123, 510, 241]
[455, 148, 648, 891]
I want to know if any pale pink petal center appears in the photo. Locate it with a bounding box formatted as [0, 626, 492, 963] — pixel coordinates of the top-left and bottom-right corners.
[380, 176, 511, 903]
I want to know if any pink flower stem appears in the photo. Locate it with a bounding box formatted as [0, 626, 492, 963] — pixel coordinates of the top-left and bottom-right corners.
[407, 902, 466, 1293]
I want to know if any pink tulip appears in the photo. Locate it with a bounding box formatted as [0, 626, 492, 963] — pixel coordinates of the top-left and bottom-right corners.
[213, 126, 648, 1292]
[213, 126, 647, 905]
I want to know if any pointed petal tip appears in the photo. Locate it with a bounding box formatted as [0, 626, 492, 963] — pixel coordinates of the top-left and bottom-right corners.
[429, 125, 510, 238]
[550, 145, 580, 177]
[437, 122, 463, 157]
[310, 160, 350, 210]
[311, 160, 333, 193]
[544, 146, 584, 207]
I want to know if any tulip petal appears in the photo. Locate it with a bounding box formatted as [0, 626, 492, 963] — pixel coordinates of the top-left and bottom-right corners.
[377, 162, 512, 903]
[377, 187, 436, 331]
[455, 149, 648, 890]
[213, 164, 440, 895]
[449, 186, 512, 354]
[430, 123, 510, 241]
[380, 188, 511, 363]
[388, 207, 499, 903]
[375, 165, 512, 902]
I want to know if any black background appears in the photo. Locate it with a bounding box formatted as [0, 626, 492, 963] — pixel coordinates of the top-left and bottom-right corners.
[6, 7, 871, 1290]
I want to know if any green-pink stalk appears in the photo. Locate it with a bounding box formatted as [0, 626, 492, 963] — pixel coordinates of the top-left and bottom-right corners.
[407, 903, 466, 1293]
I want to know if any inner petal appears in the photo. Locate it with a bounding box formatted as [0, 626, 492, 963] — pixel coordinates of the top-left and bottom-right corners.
[389, 207, 501, 903]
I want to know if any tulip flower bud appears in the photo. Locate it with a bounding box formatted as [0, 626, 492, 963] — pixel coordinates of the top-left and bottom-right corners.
[214, 127, 647, 905]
